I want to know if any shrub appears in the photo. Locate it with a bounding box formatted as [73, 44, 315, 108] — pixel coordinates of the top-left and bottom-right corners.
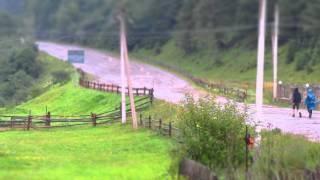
[251, 131, 320, 180]
[52, 70, 71, 84]
[176, 96, 249, 172]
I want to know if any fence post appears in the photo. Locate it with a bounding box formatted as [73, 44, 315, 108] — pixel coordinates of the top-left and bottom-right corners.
[150, 88, 154, 105]
[144, 87, 146, 95]
[148, 115, 152, 129]
[117, 86, 120, 94]
[136, 89, 139, 96]
[46, 112, 51, 127]
[27, 115, 32, 131]
[10, 117, 13, 128]
[169, 121, 172, 137]
[92, 113, 97, 127]
[140, 114, 143, 126]
[159, 118, 162, 130]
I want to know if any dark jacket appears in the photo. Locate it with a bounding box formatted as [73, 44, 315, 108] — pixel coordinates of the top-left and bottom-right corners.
[292, 90, 302, 104]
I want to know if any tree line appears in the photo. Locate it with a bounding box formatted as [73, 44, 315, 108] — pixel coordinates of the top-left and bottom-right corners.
[22, 0, 319, 68]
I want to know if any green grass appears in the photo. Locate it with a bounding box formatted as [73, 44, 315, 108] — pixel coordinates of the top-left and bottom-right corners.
[250, 131, 320, 179]
[141, 99, 179, 123]
[134, 41, 320, 85]
[0, 124, 174, 179]
[36, 53, 75, 88]
[0, 82, 121, 116]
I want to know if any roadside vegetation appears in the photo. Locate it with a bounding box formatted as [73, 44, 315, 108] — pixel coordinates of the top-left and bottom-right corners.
[251, 131, 320, 179]
[171, 96, 320, 179]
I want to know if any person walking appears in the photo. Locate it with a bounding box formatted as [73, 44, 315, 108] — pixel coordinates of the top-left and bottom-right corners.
[292, 88, 302, 118]
[304, 89, 317, 119]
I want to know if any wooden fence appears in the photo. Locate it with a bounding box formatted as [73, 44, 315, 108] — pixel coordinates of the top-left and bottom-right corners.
[138, 114, 181, 140]
[79, 79, 154, 98]
[191, 77, 247, 102]
[0, 96, 152, 131]
[132, 55, 247, 102]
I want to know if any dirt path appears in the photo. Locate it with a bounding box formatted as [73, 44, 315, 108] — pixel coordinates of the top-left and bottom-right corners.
[37, 41, 208, 103]
[37, 41, 320, 141]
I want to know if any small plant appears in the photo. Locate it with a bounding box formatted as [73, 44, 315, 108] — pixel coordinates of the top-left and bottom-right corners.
[52, 70, 71, 84]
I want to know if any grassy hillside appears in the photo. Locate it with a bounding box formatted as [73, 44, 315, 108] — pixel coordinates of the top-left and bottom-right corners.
[0, 125, 173, 179]
[0, 52, 124, 116]
[0, 53, 175, 179]
[135, 41, 320, 86]
[1, 82, 121, 116]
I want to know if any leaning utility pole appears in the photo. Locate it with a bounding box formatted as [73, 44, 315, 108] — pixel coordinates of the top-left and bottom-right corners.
[272, 4, 279, 101]
[256, 0, 267, 122]
[119, 14, 138, 129]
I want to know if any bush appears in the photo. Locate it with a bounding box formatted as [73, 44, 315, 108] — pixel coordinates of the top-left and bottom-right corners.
[251, 132, 320, 180]
[52, 70, 71, 84]
[176, 96, 249, 173]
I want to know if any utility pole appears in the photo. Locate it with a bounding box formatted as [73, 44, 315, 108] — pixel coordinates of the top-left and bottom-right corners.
[119, 15, 127, 124]
[272, 4, 279, 101]
[256, 0, 267, 122]
[119, 13, 138, 129]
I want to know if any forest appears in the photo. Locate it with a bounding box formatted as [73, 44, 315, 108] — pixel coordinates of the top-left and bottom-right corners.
[21, 0, 320, 74]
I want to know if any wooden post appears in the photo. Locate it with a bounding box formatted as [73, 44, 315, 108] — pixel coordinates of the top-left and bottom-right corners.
[159, 118, 162, 130]
[150, 88, 154, 104]
[140, 114, 143, 126]
[46, 112, 51, 127]
[148, 115, 152, 129]
[119, 103, 122, 118]
[136, 89, 139, 96]
[119, 14, 138, 129]
[92, 113, 97, 127]
[117, 86, 120, 94]
[169, 121, 172, 137]
[144, 87, 146, 95]
[27, 115, 32, 131]
[10, 117, 13, 128]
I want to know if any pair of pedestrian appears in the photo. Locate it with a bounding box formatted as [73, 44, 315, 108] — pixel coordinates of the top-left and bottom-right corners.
[292, 88, 318, 119]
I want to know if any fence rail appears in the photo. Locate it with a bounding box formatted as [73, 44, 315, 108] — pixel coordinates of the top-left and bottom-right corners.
[0, 96, 152, 131]
[0, 69, 154, 131]
[79, 79, 154, 98]
[138, 114, 181, 140]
